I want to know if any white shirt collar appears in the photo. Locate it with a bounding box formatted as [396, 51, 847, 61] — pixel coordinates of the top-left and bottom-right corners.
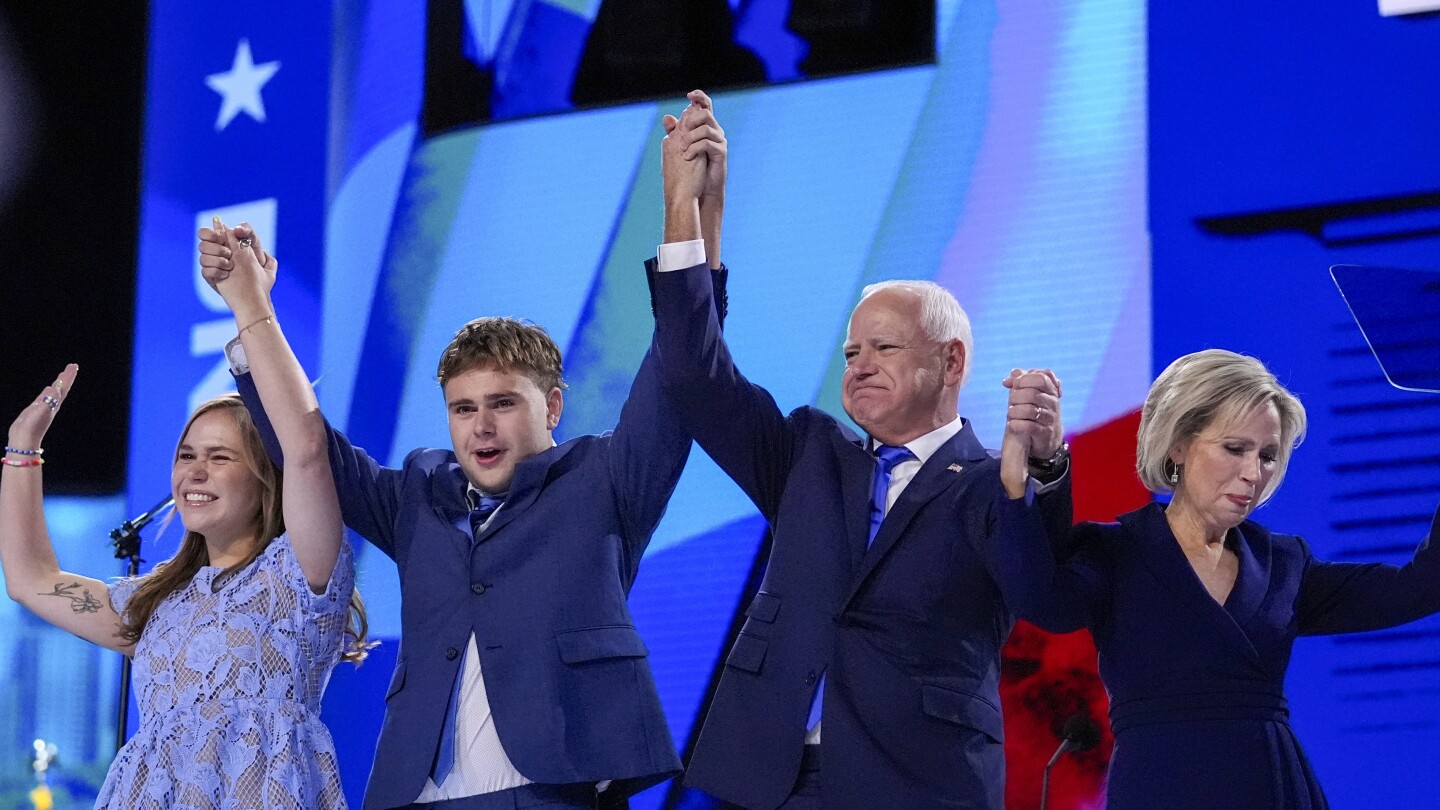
[869, 415, 965, 465]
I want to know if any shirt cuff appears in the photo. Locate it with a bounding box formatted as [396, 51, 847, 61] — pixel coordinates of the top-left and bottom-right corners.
[1031, 463, 1068, 495]
[226, 335, 249, 375]
[656, 239, 705, 273]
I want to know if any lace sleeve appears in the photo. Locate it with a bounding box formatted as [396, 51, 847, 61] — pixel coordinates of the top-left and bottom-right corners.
[269, 533, 355, 615]
[108, 575, 141, 619]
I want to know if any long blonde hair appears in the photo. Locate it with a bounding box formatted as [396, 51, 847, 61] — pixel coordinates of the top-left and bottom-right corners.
[119, 394, 373, 663]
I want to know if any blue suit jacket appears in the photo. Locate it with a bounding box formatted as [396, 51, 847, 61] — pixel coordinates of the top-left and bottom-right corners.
[237, 270, 725, 809]
[651, 263, 1070, 810]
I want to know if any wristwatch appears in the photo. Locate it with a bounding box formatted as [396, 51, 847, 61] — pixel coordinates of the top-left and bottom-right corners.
[1028, 442, 1070, 483]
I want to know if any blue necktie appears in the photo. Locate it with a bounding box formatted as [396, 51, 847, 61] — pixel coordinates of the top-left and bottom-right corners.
[868, 444, 917, 546]
[432, 493, 505, 785]
[808, 445, 918, 730]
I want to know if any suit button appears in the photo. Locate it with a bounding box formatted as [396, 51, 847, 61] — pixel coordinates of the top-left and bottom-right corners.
[805, 670, 817, 685]
[445, 647, 459, 660]
[471, 582, 486, 595]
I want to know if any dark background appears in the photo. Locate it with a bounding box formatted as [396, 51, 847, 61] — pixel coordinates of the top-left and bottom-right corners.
[0, 4, 146, 493]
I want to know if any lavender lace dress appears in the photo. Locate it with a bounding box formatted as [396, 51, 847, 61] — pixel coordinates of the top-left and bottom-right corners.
[98, 534, 354, 809]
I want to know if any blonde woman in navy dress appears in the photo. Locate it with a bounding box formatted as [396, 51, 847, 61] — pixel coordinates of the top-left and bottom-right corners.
[0, 222, 368, 808]
[995, 349, 1440, 810]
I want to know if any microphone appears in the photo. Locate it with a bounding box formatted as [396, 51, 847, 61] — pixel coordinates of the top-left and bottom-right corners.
[1040, 713, 1102, 810]
[110, 494, 175, 562]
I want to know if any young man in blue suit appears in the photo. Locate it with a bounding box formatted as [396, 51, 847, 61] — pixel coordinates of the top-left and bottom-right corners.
[652, 91, 1071, 810]
[200, 117, 729, 809]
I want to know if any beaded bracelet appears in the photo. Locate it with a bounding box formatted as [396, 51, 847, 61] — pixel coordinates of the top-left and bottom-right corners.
[1, 456, 43, 468]
[3, 446, 42, 456]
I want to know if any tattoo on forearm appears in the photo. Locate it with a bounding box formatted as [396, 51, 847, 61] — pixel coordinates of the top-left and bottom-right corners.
[37, 582, 103, 614]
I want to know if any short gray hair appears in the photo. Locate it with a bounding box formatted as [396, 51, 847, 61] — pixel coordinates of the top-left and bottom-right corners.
[1137, 349, 1307, 505]
[859, 280, 975, 387]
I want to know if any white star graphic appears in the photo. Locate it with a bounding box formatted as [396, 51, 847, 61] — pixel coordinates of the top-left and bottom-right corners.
[205, 39, 281, 131]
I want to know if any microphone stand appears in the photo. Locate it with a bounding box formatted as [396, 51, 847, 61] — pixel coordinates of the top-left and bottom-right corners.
[109, 494, 173, 752]
[1040, 737, 1076, 810]
[1040, 714, 1102, 810]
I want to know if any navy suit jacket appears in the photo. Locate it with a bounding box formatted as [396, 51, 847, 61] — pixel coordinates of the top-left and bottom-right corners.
[237, 270, 726, 809]
[651, 264, 1070, 810]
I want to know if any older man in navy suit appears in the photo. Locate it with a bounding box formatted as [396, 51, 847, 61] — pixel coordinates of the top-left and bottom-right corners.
[205, 110, 730, 810]
[652, 91, 1070, 810]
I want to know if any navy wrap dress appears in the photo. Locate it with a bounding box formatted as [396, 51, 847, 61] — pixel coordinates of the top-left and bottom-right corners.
[996, 499, 1440, 809]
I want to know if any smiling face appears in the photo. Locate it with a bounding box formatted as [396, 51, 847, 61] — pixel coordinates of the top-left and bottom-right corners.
[445, 365, 563, 494]
[171, 409, 264, 548]
[1170, 401, 1282, 538]
[840, 289, 965, 446]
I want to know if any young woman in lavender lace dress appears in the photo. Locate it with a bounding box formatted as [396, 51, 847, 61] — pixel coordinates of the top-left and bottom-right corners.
[0, 222, 369, 809]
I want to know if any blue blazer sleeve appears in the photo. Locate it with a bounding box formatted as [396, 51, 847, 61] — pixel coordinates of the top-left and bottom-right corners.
[602, 264, 733, 569]
[235, 370, 407, 559]
[989, 488, 1113, 631]
[1296, 502, 1440, 635]
[605, 338, 694, 569]
[651, 261, 796, 523]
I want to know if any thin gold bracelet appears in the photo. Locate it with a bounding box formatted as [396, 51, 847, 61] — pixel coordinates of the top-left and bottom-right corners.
[239, 313, 276, 336]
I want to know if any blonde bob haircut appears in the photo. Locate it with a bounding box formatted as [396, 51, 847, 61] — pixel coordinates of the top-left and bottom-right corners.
[1136, 349, 1308, 506]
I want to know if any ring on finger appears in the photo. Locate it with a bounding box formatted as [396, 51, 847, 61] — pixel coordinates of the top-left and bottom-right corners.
[239, 236, 254, 248]
[41, 395, 59, 410]
[1034, 404, 1043, 421]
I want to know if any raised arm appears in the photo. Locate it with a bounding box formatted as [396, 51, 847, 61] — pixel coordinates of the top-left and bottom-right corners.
[1, 366, 132, 652]
[988, 369, 1105, 629]
[651, 91, 796, 521]
[1296, 502, 1440, 635]
[605, 91, 731, 553]
[198, 221, 342, 593]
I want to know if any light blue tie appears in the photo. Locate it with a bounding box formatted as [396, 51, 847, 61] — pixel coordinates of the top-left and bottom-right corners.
[432, 493, 505, 785]
[808, 445, 917, 730]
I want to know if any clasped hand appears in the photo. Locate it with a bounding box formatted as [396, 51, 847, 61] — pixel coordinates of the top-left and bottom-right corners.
[196, 219, 277, 319]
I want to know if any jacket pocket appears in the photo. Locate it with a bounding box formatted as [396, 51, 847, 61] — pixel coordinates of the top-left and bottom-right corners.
[745, 591, 782, 623]
[555, 625, 649, 664]
[725, 631, 768, 673]
[920, 681, 1004, 743]
[385, 660, 407, 700]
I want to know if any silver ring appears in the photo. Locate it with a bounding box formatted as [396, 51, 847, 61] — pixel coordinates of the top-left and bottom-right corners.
[238, 236, 254, 248]
[41, 395, 59, 410]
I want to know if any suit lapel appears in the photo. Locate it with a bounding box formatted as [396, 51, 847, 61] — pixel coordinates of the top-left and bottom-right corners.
[835, 433, 877, 574]
[1223, 521, 1272, 631]
[1123, 505, 1262, 662]
[844, 422, 989, 606]
[430, 462, 474, 555]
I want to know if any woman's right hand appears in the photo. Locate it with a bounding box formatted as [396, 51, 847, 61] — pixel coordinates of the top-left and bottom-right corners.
[7, 364, 78, 453]
[196, 219, 275, 319]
